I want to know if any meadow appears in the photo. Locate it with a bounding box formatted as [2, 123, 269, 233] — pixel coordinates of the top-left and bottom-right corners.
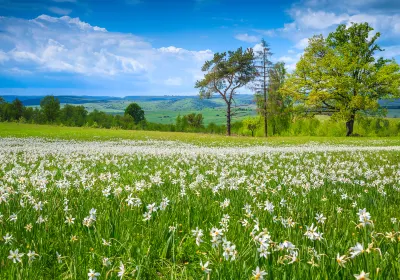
[1, 123, 400, 279]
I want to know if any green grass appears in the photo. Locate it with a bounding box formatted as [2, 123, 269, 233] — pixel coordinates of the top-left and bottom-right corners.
[1, 122, 400, 146]
[1, 136, 400, 279]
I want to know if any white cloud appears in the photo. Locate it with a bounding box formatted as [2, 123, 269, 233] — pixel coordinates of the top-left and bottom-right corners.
[164, 77, 183, 86]
[0, 15, 213, 94]
[252, 43, 264, 53]
[158, 46, 185, 54]
[295, 38, 309, 50]
[382, 45, 400, 59]
[277, 56, 297, 64]
[253, 29, 276, 37]
[48, 6, 72, 15]
[289, 9, 348, 30]
[234, 33, 260, 43]
[251, 0, 400, 71]
[0, 50, 9, 63]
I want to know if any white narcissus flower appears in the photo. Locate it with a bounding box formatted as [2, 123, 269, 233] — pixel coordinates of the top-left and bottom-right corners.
[315, 213, 326, 224]
[56, 251, 63, 263]
[349, 243, 364, 258]
[200, 260, 211, 274]
[252, 266, 267, 280]
[3, 233, 13, 244]
[335, 253, 347, 267]
[8, 249, 24, 263]
[27, 250, 38, 262]
[118, 262, 125, 279]
[354, 270, 370, 280]
[88, 269, 100, 280]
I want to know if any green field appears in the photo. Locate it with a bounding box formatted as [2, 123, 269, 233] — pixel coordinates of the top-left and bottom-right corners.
[1, 123, 400, 279]
[4, 94, 400, 126]
[75, 96, 256, 125]
[8, 95, 257, 125]
[2, 122, 400, 146]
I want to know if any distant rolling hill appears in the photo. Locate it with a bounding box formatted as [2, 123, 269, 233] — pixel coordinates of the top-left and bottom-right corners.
[2, 95, 399, 124]
[0, 95, 257, 125]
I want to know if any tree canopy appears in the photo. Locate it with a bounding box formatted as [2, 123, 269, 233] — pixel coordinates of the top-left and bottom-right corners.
[282, 22, 400, 136]
[40, 95, 60, 123]
[124, 103, 145, 124]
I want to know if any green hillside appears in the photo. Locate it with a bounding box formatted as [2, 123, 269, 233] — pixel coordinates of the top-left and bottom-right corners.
[3, 94, 400, 125]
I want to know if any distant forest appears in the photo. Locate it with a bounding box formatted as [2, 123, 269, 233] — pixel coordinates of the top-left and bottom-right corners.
[1, 95, 400, 137]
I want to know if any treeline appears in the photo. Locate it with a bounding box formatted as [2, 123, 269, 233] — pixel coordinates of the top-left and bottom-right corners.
[2, 95, 400, 136]
[0, 96, 227, 133]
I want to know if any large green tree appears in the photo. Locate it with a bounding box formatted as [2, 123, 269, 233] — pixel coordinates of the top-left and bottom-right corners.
[282, 22, 400, 136]
[124, 103, 145, 124]
[195, 47, 257, 136]
[40, 95, 60, 123]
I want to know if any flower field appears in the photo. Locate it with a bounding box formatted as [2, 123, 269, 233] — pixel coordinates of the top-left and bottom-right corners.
[1, 137, 400, 279]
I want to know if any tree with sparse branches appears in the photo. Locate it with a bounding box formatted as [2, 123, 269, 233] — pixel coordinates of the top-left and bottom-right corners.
[195, 47, 257, 136]
[253, 39, 273, 137]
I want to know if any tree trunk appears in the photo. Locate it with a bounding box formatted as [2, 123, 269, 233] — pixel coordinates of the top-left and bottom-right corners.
[346, 114, 355, 136]
[272, 117, 276, 136]
[263, 47, 268, 138]
[226, 102, 231, 136]
[264, 100, 268, 137]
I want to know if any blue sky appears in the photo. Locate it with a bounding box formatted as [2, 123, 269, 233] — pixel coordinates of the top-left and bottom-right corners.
[0, 0, 399, 96]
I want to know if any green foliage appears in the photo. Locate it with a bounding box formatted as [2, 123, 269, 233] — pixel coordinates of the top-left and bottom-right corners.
[242, 117, 261, 137]
[185, 113, 204, 129]
[255, 61, 292, 135]
[124, 102, 145, 124]
[40, 95, 61, 123]
[60, 104, 88, 127]
[283, 22, 400, 135]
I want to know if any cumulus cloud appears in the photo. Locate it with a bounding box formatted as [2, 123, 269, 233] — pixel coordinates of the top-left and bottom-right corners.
[234, 33, 260, 43]
[253, 0, 400, 72]
[267, 0, 400, 44]
[294, 38, 309, 49]
[48, 6, 72, 15]
[0, 15, 213, 94]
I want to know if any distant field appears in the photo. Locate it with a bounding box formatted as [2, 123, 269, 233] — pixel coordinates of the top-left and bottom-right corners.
[5, 95, 400, 126]
[78, 95, 256, 125]
[6, 95, 257, 125]
[1, 122, 400, 146]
